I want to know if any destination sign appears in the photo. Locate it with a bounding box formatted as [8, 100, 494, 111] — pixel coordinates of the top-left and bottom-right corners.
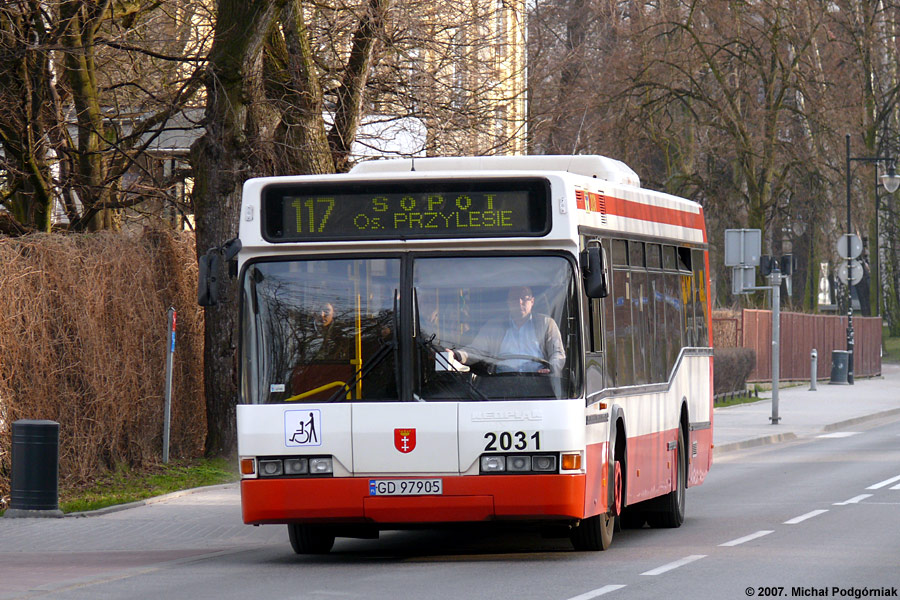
[261, 178, 550, 241]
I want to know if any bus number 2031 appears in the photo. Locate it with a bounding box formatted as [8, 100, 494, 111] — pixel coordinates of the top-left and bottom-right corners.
[483, 431, 541, 451]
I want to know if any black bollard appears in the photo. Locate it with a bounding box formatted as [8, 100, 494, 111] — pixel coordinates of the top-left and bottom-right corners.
[5, 419, 64, 518]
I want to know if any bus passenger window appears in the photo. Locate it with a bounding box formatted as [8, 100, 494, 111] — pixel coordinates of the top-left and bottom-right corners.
[692, 248, 710, 346]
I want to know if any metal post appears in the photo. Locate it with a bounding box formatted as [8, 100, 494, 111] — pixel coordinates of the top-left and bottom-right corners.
[163, 307, 177, 464]
[809, 349, 817, 391]
[770, 268, 780, 424]
[874, 166, 881, 318]
[845, 134, 855, 385]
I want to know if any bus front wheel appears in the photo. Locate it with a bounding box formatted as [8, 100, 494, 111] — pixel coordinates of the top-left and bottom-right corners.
[570, 458, 622, 551]
[647, 426, 686, 528]
[288, 523, 335, 554]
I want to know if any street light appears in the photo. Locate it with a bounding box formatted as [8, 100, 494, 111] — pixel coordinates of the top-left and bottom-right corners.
[844, 134, 899, 384]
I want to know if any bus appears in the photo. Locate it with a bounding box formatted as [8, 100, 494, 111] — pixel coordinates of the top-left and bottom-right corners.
[200, 154, 713, 553]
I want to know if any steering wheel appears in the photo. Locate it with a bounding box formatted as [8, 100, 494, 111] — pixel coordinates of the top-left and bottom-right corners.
[494, 354, 552, 369]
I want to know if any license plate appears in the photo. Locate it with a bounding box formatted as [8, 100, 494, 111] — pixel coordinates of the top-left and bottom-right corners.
[369, 479, 443, 496]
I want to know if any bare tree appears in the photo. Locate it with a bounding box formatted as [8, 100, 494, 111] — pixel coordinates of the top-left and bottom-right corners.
[192, 0, 528, 455]
[0, 0, 208, 233]
[528, 0, 900, 314]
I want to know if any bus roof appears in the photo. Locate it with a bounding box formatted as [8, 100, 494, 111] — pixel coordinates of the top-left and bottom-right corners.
[350, 155, 641, 188]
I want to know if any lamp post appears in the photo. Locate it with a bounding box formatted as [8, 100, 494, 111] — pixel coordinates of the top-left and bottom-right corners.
[844, 134, 900, 385]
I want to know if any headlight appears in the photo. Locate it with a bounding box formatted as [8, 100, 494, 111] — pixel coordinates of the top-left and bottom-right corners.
[506, 455, 532, 472]
[531, 455, 557, 472]
[284, 458, 308, 475]
[309, 457, 333, 474]
[259, 459, 283, 477]
[480, 455, 507, 472]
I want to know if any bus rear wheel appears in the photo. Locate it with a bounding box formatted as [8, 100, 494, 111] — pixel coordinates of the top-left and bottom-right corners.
[288, 524, 335, 554]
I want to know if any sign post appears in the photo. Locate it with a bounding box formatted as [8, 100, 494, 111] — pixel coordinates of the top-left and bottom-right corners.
[725, 229, 785, 424]
[835, 233, 862, 385]
[163, 307, 177, 464]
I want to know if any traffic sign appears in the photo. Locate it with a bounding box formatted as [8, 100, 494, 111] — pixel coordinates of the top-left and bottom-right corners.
[731, 265, 755, 295]
[725, 229, 761, 266]
[837, 259, 864, 285]
[836, 234, 862, 260]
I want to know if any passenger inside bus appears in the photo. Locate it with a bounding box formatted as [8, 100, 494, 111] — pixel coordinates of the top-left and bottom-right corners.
[308, 301, 352, 361]
[450, 285, 565, 374]
[290, 300, 353, 400]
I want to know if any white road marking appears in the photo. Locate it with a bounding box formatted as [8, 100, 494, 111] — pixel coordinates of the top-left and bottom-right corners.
[816, 432, 860, 438]
[719, 530, 774, 547]
[784, 509, 829, 524]
[867, 474, 900, 489]
[891, 483, 900, 490]
[566, 585, 627, 600]
[833, 494, 873, 505]
[640, 554, 706, 576]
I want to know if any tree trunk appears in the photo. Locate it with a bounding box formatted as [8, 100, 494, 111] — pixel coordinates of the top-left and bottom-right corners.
[192, 0, 282, 457]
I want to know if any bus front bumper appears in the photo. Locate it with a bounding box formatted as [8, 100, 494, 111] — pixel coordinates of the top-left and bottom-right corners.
[241, 474, 586, 525]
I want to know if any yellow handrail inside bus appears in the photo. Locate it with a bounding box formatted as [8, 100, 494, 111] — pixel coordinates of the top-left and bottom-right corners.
[353, 293, 362, 399]
[284, 380, 347, 402]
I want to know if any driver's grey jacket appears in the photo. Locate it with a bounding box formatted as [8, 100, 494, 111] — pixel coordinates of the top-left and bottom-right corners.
[456, 313, 565, 374]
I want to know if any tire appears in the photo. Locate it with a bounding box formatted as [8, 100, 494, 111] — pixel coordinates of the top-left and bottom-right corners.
[288, 524, 335, 554]
[570, 458, 622, 551]
[647, 426, 686, 529]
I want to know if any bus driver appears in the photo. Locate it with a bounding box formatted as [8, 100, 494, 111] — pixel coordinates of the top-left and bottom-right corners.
[451, 286, 565, 374]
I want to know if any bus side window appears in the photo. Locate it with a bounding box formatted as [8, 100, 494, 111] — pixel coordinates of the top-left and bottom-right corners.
[677, 247, 694, 347]
[582, 236, 606, 393]
[601, 239, 616, 388]
[612, 240, 634, 386]
[629, 241, 648, 385]
[692, 248, 710, 346]
[663, 246, 682, 378]
[580, 236, 605, 353]
[647, 243, 666, 383]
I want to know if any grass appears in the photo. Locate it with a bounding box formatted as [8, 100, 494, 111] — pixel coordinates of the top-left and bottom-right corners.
[55, 457, 239, 514]
[714, 391, 761, 408]
[884, 328, 900, 364]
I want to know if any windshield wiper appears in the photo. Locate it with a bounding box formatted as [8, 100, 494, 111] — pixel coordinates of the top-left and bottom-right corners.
[417, 332, 488, 402]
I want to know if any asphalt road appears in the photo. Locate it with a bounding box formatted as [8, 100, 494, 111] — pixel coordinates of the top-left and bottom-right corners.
[2, 415, 899, 600]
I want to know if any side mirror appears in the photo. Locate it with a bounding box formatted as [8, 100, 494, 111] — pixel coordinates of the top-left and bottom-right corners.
[223, 238, 242, 278]
[581, 245, 609, 298]
[198, 238, 242, 306]
[198, 250, 222, 306]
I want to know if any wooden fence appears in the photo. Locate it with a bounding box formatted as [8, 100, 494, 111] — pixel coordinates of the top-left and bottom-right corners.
[714, 310, 882, 382]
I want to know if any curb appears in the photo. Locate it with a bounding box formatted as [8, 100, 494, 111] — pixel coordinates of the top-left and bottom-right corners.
[820, 407, 900, 432]
[64, 483, 238, 518]
[714, 407, 900, 457]
[713, 432, 798, 457]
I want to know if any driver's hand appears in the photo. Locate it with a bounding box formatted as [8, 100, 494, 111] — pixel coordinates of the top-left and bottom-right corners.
[538, 368, 550, 374]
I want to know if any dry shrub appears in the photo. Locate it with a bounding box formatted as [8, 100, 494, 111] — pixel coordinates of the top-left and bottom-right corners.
[712, 309, 740, 347]
[713, 347, 756, 395]
[0, 229, 204, 508]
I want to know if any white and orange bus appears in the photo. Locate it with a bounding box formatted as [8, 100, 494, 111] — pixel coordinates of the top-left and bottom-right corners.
[206, 155, 713, 553]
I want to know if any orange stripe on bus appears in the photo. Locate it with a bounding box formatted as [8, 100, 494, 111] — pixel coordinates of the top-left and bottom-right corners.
[600, 195, 707, 241]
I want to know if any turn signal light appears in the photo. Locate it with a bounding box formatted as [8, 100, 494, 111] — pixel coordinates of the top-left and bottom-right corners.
[240, 458, 255, 475]
[561, 452, 582, 471]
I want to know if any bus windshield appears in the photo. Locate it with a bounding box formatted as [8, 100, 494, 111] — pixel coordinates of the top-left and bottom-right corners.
[413, 255, 579, 401]
[240, 254, 579, 404]
[241, 258, 401, 404]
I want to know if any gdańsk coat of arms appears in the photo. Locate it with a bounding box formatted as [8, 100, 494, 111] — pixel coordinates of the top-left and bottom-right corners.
[394, 428, 416, 453]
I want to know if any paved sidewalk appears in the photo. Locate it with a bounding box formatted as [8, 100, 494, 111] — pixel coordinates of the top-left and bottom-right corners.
[713, 362, 900, 455]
